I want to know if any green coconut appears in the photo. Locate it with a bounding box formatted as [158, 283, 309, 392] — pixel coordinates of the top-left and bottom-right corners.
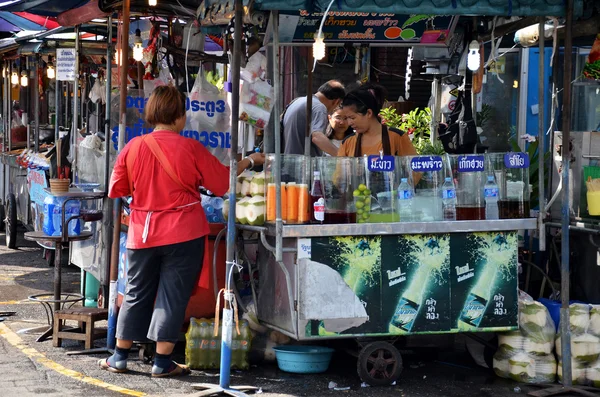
[249, 171, 266, 196]
[246, 195, 265, 226]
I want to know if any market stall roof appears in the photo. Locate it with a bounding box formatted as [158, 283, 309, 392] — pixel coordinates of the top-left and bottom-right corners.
[204, 0, 580, 17]
[0, 0, 90, 17]
[0, 11, 54, 31]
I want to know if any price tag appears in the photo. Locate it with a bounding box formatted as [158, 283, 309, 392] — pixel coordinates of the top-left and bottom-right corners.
[457, 155, 485, 173]
[411, 156, 443, 172]
[504, 152, 530, 169]
[368, 155, 395, 172]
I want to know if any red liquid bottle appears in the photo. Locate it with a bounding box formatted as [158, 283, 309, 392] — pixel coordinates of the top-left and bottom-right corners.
[310, 170, 325, 224]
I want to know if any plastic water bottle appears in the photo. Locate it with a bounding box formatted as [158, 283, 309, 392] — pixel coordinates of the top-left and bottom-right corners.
[43, 196, 81, 236]
[397, 178, 414, 222]
[212, 197, 225, 223]
[442, 177, 457, 221]
[484, 175, 500, 220]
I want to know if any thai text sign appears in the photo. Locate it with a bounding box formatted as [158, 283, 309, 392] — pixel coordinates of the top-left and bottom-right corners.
[56, 48, 76, 81]
[291, 12, 454, 44]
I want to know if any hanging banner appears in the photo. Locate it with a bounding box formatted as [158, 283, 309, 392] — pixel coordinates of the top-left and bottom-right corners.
[110, 89, 232, 165]
[56, 48, 76, 81]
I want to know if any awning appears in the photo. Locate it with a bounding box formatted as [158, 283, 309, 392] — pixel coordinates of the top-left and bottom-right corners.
[17, 41, 43, 54]
[205, 0, 581, 17]
[0, 11, 52, 31]
[0, 0, 90, 17]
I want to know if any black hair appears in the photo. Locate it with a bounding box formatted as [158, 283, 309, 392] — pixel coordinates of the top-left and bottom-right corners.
[317, 80, 346, 100]
[355, 83, 388, 110]
[341, 89, 381, 118]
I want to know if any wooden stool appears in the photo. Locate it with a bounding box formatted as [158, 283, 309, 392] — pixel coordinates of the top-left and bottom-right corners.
[53, 307, 108, 349]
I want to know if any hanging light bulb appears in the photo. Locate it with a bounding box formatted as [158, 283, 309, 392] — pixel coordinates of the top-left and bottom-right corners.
[2, 67, 5, 79]
[313, 33, 326, 61]
[20, 70, 28, 87]
[115, 47, 122, 66]
[133, 29, 143, 62]
[148, 0, 157, 6]
[467, 40, 481, 72]
[11, 66, 18, 85]
[47, 55, 55, 79]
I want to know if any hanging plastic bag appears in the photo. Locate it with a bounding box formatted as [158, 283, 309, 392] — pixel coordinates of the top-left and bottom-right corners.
[239, 79, 274, 130]
[89, 79, 106, 104]
[184, 72, 231, 165]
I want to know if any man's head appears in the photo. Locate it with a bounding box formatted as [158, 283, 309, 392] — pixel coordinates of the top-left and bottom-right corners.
[316, 80, 346, 113]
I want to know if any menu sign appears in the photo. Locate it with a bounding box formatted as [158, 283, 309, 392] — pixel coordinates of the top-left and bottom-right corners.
[411, 156, 443, 172]
[289, 12, 455, 44]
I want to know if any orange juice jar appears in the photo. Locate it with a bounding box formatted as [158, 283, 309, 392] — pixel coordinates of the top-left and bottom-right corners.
[286, 182, 299, 223]
[266, 183, 276, 222]
[297, 183, 310, 223]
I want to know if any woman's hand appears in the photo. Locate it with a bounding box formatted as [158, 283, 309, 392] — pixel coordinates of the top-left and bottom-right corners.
[249, 152, 265, 166]
[236, 152, 266, 176]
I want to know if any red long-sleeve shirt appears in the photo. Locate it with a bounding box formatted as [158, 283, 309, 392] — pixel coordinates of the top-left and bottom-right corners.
[108, 130, 230, 249]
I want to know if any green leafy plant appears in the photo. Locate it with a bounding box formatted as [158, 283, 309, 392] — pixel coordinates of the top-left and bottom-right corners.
[205, 70, 224, 91]
[380, 107, 444, 155]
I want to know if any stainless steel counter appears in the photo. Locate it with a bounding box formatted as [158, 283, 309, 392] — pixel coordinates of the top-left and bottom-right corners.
[238, 219, 537, 238]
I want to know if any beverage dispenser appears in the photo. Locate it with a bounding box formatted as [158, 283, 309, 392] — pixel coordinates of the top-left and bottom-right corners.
[500, 152, 530, 219]
[406, 155, 446, 222]
[264, 154, 310, 224]
[453, 154, 486, 220]
[312, 157, 361, 224]
[361, 155, 401, 223]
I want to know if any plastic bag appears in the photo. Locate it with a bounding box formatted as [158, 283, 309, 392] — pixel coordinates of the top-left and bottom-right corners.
[89, 79, 106, 104]
[555, 303, 600, 385]
[184, 72, 231, 165]
[185, 318, 252, 370]
[493, 294, 557, 384]
[239, 79, 274, 130]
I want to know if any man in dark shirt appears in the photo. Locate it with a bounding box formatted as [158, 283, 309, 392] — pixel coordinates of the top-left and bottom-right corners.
[282, 80, 345, 156]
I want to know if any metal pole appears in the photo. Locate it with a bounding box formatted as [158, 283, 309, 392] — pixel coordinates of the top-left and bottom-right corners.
[109, 1, 130, 351]
[73, 25, 80, 182]
[55, 54, 60, 144]
[272, 10, 283, 263]
[560, 0, 574, 387]
[34, 54, 40, 153]
[65, 81, 69, 129]
[220, 0, 242, 389]
[538, 18, 546, 251]
[104, 17, 113, 193]
[304, 50, 313, 158]
[8, 62, 12, 152]
[103, 16, 114, 318]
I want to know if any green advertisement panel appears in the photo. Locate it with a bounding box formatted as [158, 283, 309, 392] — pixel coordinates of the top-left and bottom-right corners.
[451, 232, 520, 332]
[306, 231, 518, 338]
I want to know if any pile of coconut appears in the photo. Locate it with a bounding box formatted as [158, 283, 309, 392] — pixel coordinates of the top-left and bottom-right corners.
[223, 171, 266, 226]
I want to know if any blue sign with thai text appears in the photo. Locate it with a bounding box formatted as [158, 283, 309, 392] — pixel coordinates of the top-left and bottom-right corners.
[411, 156, 443, 172]
[457, 155, 485, 173]
[504, 153, 530, 169]
[368, 155, 395, 172]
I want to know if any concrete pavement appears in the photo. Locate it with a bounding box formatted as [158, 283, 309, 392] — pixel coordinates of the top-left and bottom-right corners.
[0, 231, 533, 396]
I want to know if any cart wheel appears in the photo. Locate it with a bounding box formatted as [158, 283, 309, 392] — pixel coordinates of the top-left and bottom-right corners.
[357, 341, 403, 386]
[5, 193, 17, 249]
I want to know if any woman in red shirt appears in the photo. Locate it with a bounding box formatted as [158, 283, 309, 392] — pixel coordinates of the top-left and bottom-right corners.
[100, 85, 264, 377]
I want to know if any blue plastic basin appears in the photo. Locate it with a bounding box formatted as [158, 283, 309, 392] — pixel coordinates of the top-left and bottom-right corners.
[273, 345, 334, 374]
